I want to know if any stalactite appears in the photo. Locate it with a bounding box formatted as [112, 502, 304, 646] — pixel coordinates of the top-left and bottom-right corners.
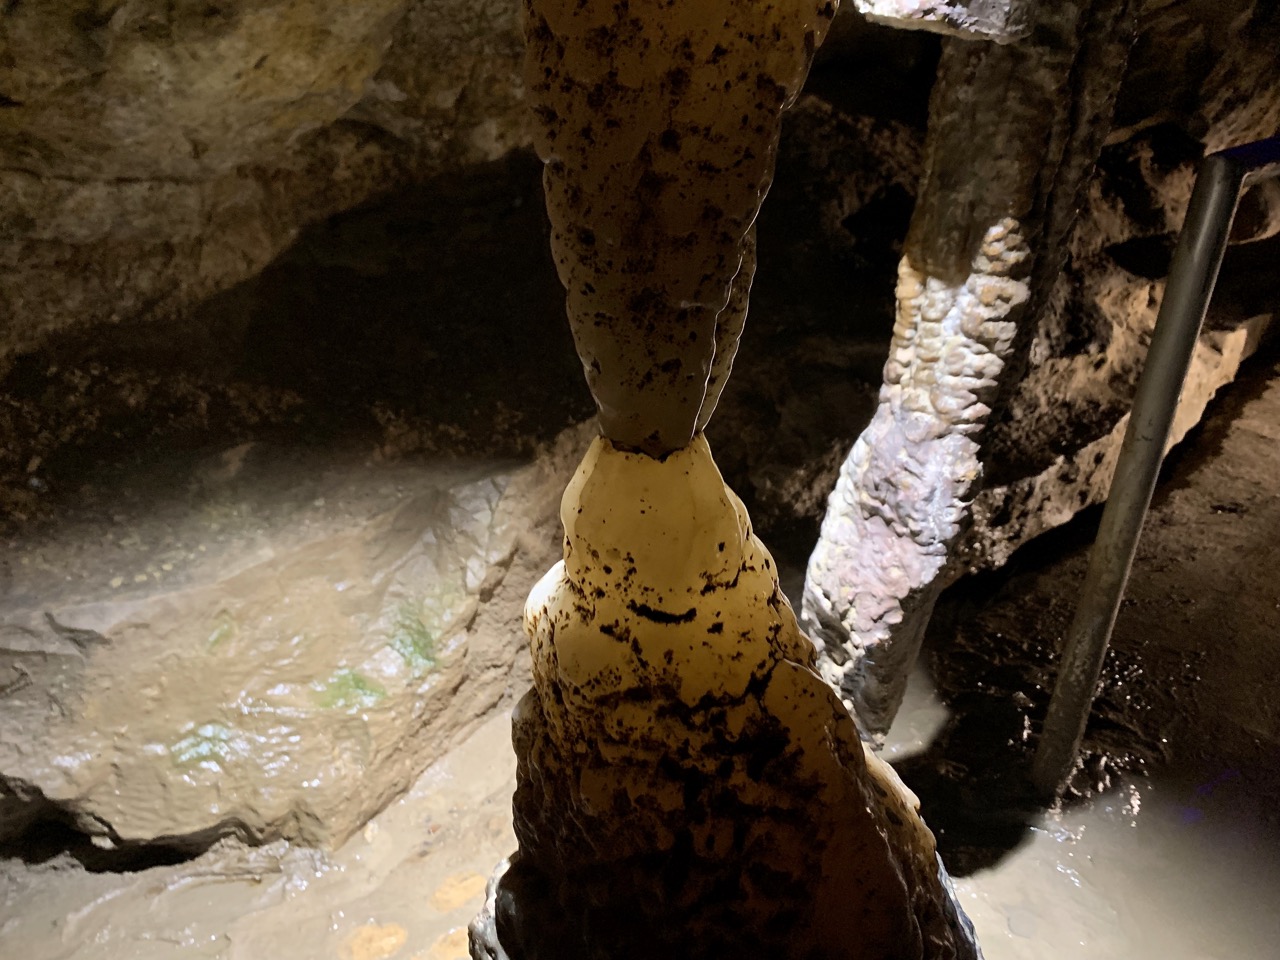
[523, 0, 834, 455]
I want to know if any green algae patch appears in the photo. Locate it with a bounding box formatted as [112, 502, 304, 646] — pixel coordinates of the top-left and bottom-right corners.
[316, 670, 387, 710]
[207, 610, 237, 650]
[389, 602, 438, 676]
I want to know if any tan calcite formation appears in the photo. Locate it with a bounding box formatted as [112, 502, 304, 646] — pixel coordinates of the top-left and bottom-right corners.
[523, 0, 836, 455]
[476, 2, 984, 955]
[473, 437, 981, 959]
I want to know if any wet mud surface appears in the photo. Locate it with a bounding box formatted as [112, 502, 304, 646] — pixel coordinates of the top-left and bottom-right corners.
[0, 710, 519, 960]
[904, 346, 1280, 876]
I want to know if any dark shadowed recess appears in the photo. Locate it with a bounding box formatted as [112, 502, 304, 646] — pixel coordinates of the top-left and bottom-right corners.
[808, 12, 941, 131]
[895, 340, 1280, 876]
[0, 793, 225, 873]
[0, 128, 919, 545]
[0, 152, 588, 534]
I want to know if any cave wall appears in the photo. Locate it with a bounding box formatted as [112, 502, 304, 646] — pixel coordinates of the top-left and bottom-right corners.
[1, 0, 1276, 558]
[0, 0, 1276, 856]
[0, 0, 530, 366]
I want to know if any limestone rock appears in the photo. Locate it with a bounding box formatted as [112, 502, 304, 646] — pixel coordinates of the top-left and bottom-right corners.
[0, 424, 592, 849]
[0, 0, 530, 366]
[853, 0, 1031, 42]
[473, 436, 981, 959]
[802, 0, 1138, 733]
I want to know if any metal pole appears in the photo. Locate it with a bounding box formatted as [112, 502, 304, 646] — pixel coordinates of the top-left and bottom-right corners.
[1031, 135, 1280, 799]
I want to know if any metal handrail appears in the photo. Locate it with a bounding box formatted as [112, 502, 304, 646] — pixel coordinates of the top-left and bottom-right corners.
[1031, 133, 1280, 800]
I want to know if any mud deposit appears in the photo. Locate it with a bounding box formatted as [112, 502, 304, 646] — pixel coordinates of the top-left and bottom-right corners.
[0, 710, 518, 960]
[5, 668, 1278, 960]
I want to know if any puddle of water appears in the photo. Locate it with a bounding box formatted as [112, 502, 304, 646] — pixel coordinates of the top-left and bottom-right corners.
[956, 766, 1280, 960]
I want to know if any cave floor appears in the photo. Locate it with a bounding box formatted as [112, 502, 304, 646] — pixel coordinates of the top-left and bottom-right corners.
[2, 354, 1279, 958]
[3, 675, 1277, 960]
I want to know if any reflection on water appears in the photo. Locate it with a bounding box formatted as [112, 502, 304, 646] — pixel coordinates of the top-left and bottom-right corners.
[886, 664, 1280, 960]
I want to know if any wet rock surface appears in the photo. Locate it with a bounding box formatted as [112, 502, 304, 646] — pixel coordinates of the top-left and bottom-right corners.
[0, 710, 522, 960]
[521, 0, 837, 455]
[0, 426, 591, 849]
[901, 346, 1280, 873]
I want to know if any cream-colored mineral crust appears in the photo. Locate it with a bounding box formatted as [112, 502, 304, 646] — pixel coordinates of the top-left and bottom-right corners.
[473, 436, 982, 959]
[523, 0, 836, 455]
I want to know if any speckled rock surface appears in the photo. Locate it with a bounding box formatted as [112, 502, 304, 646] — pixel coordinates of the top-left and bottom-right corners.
[523, 0, 837, 455]
[472, 437, 981, 960]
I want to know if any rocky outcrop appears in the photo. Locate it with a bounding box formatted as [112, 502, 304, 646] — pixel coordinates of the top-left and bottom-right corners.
[0, 0, 530, 367]
[0, 424, 592, 849]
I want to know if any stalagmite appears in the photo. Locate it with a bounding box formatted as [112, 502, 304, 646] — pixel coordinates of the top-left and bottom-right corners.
[803, 0, 1137, 737]
[470, 1, 982, 957]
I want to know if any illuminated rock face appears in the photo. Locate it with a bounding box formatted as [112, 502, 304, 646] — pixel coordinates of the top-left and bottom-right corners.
[522, 0, 835, 455]
[474, 437, 981, 959]
[803, 0, 1138, 736]
[853, 0, 1030, 41]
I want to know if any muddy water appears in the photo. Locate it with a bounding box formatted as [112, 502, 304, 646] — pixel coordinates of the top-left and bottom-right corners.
[884, 666, 1280, 960]
[957, 769, 1280, 959]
